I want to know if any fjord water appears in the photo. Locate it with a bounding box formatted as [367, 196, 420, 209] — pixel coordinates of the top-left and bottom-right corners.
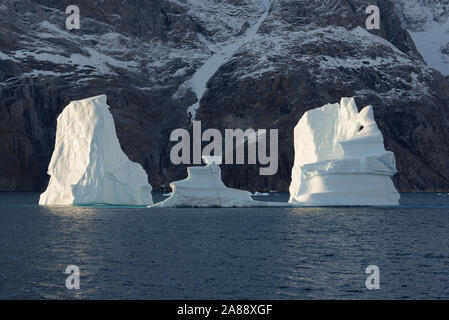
[0, 192, 448, 299]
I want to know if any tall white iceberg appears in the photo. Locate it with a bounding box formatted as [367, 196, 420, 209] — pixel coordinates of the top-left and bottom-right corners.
[289, 97, 400, 206]
[39, 95, 153, 206]
[153, 156, 255, 208]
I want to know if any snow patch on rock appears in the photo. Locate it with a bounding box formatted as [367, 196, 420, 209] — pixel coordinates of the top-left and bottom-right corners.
[393, 0, 449, 75]
[182, 0, 272, 119]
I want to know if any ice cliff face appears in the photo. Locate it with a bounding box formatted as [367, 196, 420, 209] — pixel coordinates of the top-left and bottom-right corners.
[1, 0, 449, 192]
[39, 95, 153, 205]
[289, 98, 400, 206]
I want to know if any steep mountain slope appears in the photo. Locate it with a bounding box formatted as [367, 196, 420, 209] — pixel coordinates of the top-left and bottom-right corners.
[393, 0, 449, 75]
[0, 0, 201, 190]
[196, 0, 449, 192]
[1, 0, 449, 192]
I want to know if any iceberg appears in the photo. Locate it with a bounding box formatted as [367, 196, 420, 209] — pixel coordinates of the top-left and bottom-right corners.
[253, 192, 270, 196]
[289, 97, 400, 206]
[39, 95, 153, 206]
[152, 156, 256, 208]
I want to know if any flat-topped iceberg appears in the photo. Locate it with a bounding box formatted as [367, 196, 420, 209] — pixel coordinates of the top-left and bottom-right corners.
[289, 97, 400, 206]
[39, 95, 153, 206]
[153, 156, 257, 208]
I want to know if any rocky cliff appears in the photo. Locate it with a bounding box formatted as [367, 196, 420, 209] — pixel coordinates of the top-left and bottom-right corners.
[1, 0, 449, 192]
[393, 0, 449, 75]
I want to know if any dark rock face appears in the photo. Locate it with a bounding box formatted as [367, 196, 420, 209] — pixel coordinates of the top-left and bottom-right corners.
[0, 0, 195, 191]
[1, 0, 449, 192]
[198, 0, 449, 192]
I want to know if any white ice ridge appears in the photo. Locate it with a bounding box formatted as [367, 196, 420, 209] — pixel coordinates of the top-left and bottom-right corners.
[39, 95, 153, 206]
[185, 0, 272, 120]
[289, 98, 400, 206]
[152, 156, 286, 208]
[152, 156, 254, 207]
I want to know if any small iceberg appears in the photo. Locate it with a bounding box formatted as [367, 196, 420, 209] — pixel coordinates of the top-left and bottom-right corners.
[252, 192, 270, 196]
[289, 98, 400, 206]
[152, 156, 287, 208]
[152, 156, 255, 207]
[39, 95, 153, 206]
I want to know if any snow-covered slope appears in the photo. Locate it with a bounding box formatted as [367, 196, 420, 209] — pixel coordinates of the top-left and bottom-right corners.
[393, 0, 449, 75]
[182, 0, 272, 119]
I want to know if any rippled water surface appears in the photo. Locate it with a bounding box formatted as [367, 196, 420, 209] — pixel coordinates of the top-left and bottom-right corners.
[1, 192, 449, 299]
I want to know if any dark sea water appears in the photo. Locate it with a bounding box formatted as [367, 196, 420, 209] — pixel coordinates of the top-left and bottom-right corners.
[0, 192, 449, 300]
